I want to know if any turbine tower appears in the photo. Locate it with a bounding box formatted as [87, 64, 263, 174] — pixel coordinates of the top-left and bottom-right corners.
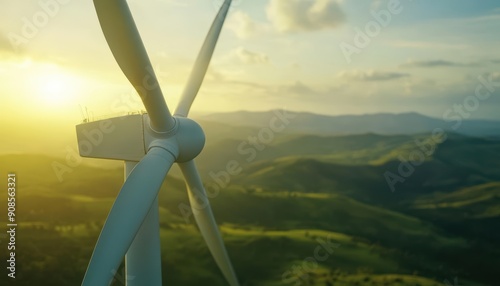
[76, 0, 239, 285]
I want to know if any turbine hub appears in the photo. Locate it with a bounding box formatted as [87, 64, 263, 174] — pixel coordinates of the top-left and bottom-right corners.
[145, 116, 205, 163]
[173, 117, 205, 162]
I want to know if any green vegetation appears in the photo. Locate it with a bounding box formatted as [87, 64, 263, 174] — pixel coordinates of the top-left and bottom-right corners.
[0, 132, 498, 285]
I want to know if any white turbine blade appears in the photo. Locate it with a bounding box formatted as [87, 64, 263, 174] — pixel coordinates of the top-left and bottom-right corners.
[93, 0, 175, 131]
[179, 160, 240, 286]
[82, 148, 176, 286]
[174, 0, 232, 117]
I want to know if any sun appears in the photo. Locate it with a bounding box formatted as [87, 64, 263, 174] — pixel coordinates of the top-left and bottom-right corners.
[36, 73, 77, 106]
[41, 76, 68, 103]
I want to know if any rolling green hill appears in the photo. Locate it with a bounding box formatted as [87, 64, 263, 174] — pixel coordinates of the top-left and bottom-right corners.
[0, 131, 499, 285]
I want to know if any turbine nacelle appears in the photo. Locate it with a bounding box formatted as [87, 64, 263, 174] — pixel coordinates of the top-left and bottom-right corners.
[76, 114, 205, 163]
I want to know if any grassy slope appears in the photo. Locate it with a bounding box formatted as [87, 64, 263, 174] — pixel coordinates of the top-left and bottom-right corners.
[0, 134, 498, 285]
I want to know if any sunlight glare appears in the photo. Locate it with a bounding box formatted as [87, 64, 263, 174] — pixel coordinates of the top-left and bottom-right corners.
[33, 69, 82, 107]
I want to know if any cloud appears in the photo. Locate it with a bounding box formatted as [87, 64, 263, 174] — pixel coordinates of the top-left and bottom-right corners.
[400, 60, 479, 68]
[203, 66, 269, 91]
[224, 80, 269, 91]
[205, 66, 226, 82]
[280, 81, 318, 96]
[152, 0, 188, 7]
[275, 81, 343, 98]
[227, 11, 269, 39]
[336, 70, 410, 81]
[266, 0, 346, 33]
[234, 47, 269, 64]
[389, 41, 469, 50]
[402, 78, 436, 96]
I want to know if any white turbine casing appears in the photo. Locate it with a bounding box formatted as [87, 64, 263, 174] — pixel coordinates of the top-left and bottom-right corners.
[75, 114, 206, 163]
[76, 114, 146, 161]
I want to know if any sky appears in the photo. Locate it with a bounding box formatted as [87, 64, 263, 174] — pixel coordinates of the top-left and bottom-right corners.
[1, 0, 500, 132]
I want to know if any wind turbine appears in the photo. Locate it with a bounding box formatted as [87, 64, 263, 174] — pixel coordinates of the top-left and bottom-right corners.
[76, 0, 239, 285]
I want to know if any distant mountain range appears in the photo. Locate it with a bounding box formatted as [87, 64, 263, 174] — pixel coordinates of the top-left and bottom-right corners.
[3, 110, 497, 157]
[199, 110, 500, 137]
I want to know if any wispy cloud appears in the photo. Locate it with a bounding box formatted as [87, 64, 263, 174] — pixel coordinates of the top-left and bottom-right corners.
[400, 60, 480, 68]
[266, 0, 346, 33]
[336, 70, 410, 81]
[279, 81, 319, 96]
[234, 47, 269, 64]
[227, 11, 269, 39]
[389, 40, 469, 50]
